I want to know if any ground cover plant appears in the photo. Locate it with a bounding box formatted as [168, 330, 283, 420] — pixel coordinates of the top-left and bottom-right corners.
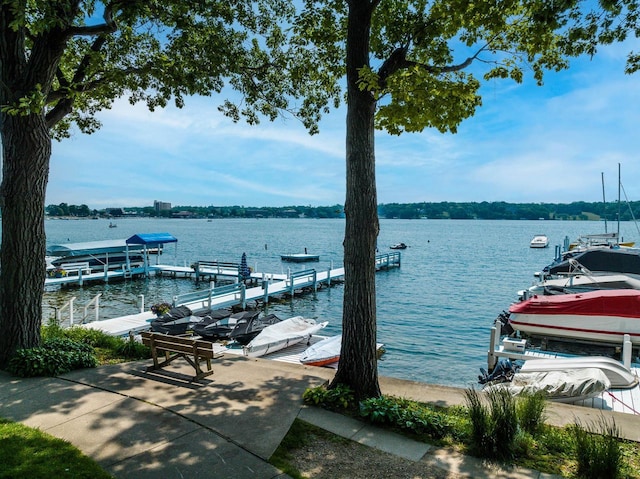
[300, 384, 640, 478]
[5, 323, 151, 378]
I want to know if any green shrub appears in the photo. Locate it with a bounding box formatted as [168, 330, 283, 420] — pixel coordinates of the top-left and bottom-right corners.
[464, 387, 519, 459]
[572, 417, 623, 479]
[7, 337, 98, 377]
[303, 384, 355, 410]
[465, 387, 493, 455]
[114, 336, 151, 359]
[516, 391, 547, 436]
[57, 326, 121, 349]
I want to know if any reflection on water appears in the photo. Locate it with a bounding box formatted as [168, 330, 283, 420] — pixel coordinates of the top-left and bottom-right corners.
[43, 217, 634, 388]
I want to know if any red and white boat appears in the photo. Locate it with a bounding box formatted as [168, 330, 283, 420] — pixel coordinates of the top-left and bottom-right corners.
[508, 289, 640, 345]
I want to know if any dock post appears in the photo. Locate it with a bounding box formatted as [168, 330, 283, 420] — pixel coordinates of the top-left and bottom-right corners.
[78, 269, 83, 287]
[313, 270, 318, 293]
[623, 334, 632, 369]
[487, 325, 498, 371]
[327, 266, 331, 286]
[138, 294, 145, 313]
[208, 281, 214, 310]
[103, 265, 109, 283]
[263, 280, 269, 304]
[240, 284, 246, 309]
[195, 262, 201, 284]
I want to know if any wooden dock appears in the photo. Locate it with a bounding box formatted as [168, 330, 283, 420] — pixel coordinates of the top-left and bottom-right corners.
[81, 253, 400, 337]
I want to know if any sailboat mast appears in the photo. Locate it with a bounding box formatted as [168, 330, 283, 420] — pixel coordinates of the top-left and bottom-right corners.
[618, 163, 621, 239]
[602, 172, 608, 233]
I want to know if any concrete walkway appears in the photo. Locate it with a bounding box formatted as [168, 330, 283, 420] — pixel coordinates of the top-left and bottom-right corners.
[1, 356, 638, 478]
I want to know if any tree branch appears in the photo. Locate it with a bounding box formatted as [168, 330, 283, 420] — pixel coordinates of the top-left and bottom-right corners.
[378, 40, 494, 86]
[65, 0, 119, 38]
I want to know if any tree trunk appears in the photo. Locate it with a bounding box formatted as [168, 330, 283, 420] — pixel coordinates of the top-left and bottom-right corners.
[0, 113, 50, 366]
[331, 0, 381, 400]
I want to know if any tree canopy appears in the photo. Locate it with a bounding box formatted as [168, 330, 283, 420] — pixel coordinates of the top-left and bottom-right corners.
[0, 0, 341, 366]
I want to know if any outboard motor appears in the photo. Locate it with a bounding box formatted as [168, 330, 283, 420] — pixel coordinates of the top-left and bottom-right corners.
[495, 310, 514, 337]
[478, 358, 519, 385]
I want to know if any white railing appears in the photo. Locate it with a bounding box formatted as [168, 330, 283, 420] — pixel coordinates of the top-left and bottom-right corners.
[54, 293, 102, 327]
[55, 296, 76, 327]
[82, 293, 102, 323]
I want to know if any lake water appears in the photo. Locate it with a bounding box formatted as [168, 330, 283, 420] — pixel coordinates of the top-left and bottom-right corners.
[43, 217, 637, 388]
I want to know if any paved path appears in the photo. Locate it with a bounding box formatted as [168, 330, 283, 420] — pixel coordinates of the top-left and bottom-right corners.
[1, 356, 639, 478]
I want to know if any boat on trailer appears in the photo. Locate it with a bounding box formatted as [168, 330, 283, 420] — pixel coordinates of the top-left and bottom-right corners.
[508, 289, 640, 345]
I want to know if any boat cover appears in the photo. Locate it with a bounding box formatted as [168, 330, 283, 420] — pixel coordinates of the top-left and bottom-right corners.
[509, 289, 640, 318]
[546, 248, 640, 276]
[48, 239, 135, 256]
[126, 233, 177, 245]
[520, 356, 638, 389]
[485, 368, 611, 403]
[244, 316, 327, 357]
[300, 334, 342, 366]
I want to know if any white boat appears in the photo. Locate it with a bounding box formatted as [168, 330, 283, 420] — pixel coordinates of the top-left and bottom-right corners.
[529, 234, 549, 248]
[300, 334, 342, 366]
[485, 368, 611, 403]
[300, 334, 385, 367]
[508, 289, 640, 345]
[243, 316, 328, 358]
[519, 356, 638, 389]
[525, 272, 640, 297]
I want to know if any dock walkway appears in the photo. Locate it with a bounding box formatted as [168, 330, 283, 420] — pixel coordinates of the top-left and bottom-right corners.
[82, 253, 400, 337]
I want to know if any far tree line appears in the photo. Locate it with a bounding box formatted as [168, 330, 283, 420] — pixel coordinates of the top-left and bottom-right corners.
[44, 201, 640, 221]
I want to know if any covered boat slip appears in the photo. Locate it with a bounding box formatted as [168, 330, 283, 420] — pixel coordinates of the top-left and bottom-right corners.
[45, 233, 178, 285]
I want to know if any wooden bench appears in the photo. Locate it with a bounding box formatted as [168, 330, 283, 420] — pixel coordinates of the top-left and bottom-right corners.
[141, 331, 223, 381]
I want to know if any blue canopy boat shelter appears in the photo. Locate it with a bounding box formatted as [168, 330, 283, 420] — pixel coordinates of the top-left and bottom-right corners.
[126, 233, 178, 276]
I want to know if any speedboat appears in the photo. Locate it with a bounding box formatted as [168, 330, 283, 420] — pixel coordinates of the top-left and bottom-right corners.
[543, 247, 640, 277]
[529, 234, 549, 248]
[524, 272, 640, 297]
[243, 316, 328, 357]
[390, 243, 407, 250]
[300, 335, 342, 366]
[508, 289, 640, 345]
[300, 334, 385, 367]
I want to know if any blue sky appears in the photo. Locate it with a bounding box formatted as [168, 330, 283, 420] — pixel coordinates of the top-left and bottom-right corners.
[48, 39, 640, 210]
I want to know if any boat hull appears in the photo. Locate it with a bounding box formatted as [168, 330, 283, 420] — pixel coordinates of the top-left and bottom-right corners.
[243, 316, 328, 358]
[280, 254, 320, 262]
[509, 289, 640, 345]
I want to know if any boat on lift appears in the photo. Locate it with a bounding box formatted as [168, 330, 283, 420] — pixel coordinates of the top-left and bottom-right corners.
[508, 289, 640, 345]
